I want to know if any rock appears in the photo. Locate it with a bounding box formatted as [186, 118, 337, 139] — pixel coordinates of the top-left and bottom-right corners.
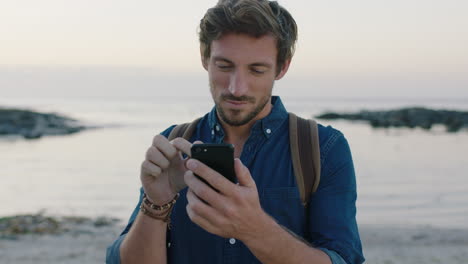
[94, 216, 119, 227]
[0, 213, 120, 239]
[0, 107, 89, 139]
[316, 107, 468, 132]
[0, 213, 62, 236]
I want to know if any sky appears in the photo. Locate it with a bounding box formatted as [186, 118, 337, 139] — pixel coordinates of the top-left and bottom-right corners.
[0, 0, 467, 99]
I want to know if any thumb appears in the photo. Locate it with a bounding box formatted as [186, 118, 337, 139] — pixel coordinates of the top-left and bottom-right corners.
[234, 158, 255, 187]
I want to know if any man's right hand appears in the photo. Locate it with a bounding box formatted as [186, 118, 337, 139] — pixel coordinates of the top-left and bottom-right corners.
[140, 135, 197, 205]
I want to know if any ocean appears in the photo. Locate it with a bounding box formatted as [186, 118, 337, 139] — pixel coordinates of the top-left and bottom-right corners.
[1, 94, 467, 229]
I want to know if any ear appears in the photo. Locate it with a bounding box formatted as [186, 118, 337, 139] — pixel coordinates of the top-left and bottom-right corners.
[275, 59, 291, 80]
[200, 45, 208, 71]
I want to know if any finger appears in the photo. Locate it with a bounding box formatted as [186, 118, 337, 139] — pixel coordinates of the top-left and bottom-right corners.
[152, 134, 178, 159]
[234, 158, 256, 187]
[186, 203, 218, 235]
[179, 140, 204, 169]
[186, 189, 224, 235]
[141, 160, 162, 177]
[186, 159, 235, 196]
[190, 140, 205, 155]
[172, 139, 204, 158]
[145, 146, 170, 169]
[184, 170, 220, 205]
[171, 137, 193, 157]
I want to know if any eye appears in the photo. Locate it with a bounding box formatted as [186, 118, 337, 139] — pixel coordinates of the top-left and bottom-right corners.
[218, 65, 232, 70]
[215, 62, 233, 71]
[250, 67, 267, 75]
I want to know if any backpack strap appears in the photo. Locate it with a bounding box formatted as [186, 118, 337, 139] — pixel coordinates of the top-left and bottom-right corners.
[288, 113, 321, 206]
[167, 117, 202, 141]
[165, 117, 202, 192]
[166, 114, 321, 206]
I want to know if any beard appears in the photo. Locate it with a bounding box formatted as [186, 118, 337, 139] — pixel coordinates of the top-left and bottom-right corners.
[214, 93, 271, 127]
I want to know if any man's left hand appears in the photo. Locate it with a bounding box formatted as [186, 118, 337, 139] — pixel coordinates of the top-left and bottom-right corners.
[184, 158, 269, 241]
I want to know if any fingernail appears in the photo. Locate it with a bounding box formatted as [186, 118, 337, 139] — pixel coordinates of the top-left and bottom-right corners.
[187, 159, 197, 170]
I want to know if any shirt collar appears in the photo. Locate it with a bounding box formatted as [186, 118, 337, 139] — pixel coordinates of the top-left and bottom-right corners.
[208, 96, 288, 139]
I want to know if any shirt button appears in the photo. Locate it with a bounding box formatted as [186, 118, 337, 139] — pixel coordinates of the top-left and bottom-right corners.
[211, 130, 215, 135]
[216, 125, 220, 131]
[229, 238, 236, 245]
[266, 128, 272, 134]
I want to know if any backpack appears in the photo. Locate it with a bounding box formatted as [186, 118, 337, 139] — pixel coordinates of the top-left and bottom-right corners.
[167, 112, 320, 206]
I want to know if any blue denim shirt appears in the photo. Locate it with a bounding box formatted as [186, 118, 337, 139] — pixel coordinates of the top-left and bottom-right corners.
[107, 96, 364, 264]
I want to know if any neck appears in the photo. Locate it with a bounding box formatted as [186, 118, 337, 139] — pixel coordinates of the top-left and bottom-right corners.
[222, 122, 253, 159]
[219, 103, 272, 158]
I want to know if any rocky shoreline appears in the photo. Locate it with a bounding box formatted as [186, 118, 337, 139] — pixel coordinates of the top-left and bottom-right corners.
[1, 212, 468, 264]
[0, 212, 120, 240]
[0, 213, 123, 264]
[0, 107, 90, 139]
[316, 107, 468, 132]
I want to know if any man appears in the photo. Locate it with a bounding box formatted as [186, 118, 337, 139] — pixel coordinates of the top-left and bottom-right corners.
[107, 0, 364, 263]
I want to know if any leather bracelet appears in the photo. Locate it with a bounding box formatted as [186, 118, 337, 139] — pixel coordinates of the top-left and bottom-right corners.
[140, 193, 179, 229]
[140, 203, 172, 221]
[143, 193, 180, 211]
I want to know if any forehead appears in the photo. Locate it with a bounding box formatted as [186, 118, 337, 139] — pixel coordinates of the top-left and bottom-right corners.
[210, 33, 277, 65]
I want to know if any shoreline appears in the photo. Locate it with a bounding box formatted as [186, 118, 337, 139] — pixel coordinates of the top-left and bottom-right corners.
[1, 214, 468, 263]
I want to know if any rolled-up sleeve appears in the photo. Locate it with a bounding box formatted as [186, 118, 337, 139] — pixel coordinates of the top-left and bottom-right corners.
[106, 234, 125, 264]
[106, 188, 145, 264]
[308, 129, 365, 264]
[319, 247, 349, 264]
[106, 127, 176, 263]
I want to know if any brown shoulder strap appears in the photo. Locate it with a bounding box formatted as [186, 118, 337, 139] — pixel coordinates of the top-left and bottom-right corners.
[288, 113, 321, 206]
[165, 117, 203, 192]
[168, 114, 320, 206]
[167, 117, 202, 141]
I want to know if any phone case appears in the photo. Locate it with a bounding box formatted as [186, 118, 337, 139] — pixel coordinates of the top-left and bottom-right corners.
[191, 143, 237, 183]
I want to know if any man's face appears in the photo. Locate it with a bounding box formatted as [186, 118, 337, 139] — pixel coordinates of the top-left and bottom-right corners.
[204, 33, 289, 127]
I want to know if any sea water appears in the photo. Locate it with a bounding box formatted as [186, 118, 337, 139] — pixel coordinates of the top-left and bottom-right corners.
[1, 95, 467, 229]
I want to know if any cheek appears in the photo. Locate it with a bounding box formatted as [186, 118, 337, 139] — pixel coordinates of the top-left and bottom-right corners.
[209, 71, 230, 91]
[252, 78, 274, 94]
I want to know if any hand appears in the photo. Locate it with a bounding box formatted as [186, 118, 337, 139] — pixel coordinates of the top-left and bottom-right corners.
[140, 134, 200, 204]
[184, 158, 269, 241]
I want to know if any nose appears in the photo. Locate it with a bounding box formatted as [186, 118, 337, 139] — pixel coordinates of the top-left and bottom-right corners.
[228, 70, 248, 97]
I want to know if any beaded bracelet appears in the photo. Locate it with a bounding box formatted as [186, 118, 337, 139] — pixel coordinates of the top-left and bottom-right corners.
[140, 203, 173, 223]
[140, 193, 179, 228]
[143, 193, 180, 211]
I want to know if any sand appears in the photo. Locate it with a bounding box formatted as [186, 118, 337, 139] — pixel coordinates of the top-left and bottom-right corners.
[1, 221, 467, 264]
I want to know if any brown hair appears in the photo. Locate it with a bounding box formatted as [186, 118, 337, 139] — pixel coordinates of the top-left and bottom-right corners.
[199, 0, 298, 75]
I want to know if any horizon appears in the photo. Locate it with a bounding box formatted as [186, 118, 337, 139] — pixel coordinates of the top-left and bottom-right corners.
[1, 0, 467, 99]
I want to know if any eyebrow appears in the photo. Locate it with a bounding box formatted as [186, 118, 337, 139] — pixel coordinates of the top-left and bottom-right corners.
[213, 57, 233, 64]
[250, 63, 272, 68]
[213, 56, 272, 68]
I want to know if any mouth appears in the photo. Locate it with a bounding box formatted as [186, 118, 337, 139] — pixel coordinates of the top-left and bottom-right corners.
[224, 99, 248, 109]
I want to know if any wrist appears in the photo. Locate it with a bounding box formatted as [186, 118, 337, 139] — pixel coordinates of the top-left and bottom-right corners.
[145, 188, 176, 206]
[143, 193, 179, 210]
[240, 210, 277, 245]
[140, 192, 180, 229]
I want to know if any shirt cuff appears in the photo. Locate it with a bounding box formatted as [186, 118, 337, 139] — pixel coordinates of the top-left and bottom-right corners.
[106, 234, 126, 264]
[318, 247, 348, 264]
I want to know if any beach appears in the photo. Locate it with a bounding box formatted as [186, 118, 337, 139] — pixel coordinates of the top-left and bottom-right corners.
[1, 218, 468, 264]
[1, 96, 468, 264]
[2, 0, 468, 261]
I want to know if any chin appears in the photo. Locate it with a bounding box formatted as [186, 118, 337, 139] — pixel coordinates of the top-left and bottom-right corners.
[221, 110, 258, 127]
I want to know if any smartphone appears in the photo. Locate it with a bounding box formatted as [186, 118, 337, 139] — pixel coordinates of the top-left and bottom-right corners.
[190, 143, 237, 184]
